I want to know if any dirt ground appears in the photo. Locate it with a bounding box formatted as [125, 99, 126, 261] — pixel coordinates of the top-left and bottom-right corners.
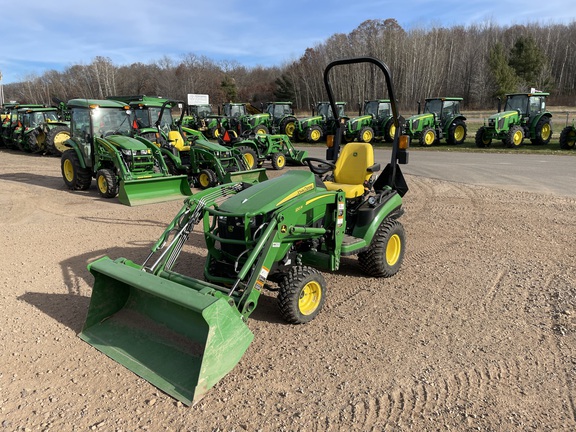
[1, 148, 575, 432]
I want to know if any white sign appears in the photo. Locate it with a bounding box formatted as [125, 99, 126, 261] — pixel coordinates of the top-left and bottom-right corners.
[187, 94, 209, 105]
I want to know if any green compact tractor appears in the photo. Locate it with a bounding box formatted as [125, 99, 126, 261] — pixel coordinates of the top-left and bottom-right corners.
[1, 104, 44, 148]
[559, 114, 575, 150]
[261, 101, 298, 138]
[181, 104, 221, 137]
[342, 99, 396, 143]
[78, 56, 409, 406]
[227, 133, 308, 170]
[405, 97, 467, 146]
[475, 92, 552, 148]
[15, 106, 71, 154]
[294, 101, 347, 143]
[60, 98, 192, 206]
[157, 101, 267, 188]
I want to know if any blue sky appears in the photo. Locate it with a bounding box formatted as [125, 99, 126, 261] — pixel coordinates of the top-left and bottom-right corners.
[1, 0, 574, 84]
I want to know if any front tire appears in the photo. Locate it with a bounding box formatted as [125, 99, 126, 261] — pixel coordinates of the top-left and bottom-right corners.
[475, 126, 492, 148]
[96, 168, 118, 198]
[252, 125, 269, 136]
[383, 119, 396, 143]
[278, 266, 326, 324]
[358, 218, 405, 278]
[505, 125, 524, 147]
[271, 152, 286, 170]
[358, 126, 374, 143]
[280, 118, 296, 138]
[306, 125, 322, 143]
[61, 149, 91, 190]
[419, 127, 436, 146]
[559, 126, 576, 150]
[197, 168, 217, 189]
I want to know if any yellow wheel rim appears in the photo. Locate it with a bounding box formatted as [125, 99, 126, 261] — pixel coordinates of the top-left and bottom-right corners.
[389, 124, 396, 140]
[362, 130, 373, 142]
[424, 130, 435, 145]
[513, 130, 523, 146]
[256, 128, 266, 135]
[386, 234, 402, 266]
[54, 131, 71, 152]
[310, 129, 321, 141]
[276, 155, 285, 168]
[285, 122, 295, 137]
[299, 281, 322, 316]
[243, 152, 255, 168]
[199, 173, 210, 188]
[454, 125, 465, 142]
[541, 123, 551, 140]
[63, 159, 74, 182]
[214, 129, 221, 138]
[97, 175, 108, 193]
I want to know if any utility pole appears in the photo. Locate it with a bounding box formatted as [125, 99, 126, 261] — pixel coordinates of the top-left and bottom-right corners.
[0, 71, 4, 106]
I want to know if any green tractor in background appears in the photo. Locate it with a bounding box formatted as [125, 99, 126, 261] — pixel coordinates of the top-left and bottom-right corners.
[1, 103, 44, 148]
[181, 104, 220, 137]
[405, 97, 467, 146]
[108, 96, 265, 189]
[294, 101, 347, 143]
[559, 113, 575, 150]
[260, 101, 298, 138]
[342, 99, 396, 143]
[77, 56, 409, 406]
[226, 133, 308, 170]
[475, 92, 552, 148]
[60, 98, 192, 206]
[15, 106, 71, 155]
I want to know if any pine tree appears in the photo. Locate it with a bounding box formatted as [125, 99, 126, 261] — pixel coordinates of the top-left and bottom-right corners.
[488, 43, 519, 99]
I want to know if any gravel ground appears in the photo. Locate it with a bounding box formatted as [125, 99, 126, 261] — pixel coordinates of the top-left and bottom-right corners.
[1, 148, 575, 431]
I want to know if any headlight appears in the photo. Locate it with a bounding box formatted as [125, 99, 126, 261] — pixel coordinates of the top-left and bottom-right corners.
[121, 149, 133, 156]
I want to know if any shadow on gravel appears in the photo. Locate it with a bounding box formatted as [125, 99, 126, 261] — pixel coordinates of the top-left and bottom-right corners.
[18, 291, 89, 333]
[0, 172, 63, 190]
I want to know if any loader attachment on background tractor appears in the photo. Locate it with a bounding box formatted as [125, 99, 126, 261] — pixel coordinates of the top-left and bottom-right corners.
[117, 175, 193, 206]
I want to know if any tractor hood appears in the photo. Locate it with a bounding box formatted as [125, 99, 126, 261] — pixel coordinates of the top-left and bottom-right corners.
[103, 135, 150, 151]
[218, 171, 324, 215]
[194, 138, 231, 153]
[486, 110, 521, 132]
[406, 112, 434, 132]
[299, 116, 323, 127]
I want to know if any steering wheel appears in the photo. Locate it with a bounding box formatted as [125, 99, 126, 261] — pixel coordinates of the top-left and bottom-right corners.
[302, 157, 335, 175]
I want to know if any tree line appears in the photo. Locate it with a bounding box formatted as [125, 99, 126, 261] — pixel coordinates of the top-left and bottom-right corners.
[4, 19, 576, 114]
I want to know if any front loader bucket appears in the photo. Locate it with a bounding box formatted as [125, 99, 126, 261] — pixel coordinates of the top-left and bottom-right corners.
[79, 257, 253, 405]
[117, 175, 192, 206]
[287, 149, 309, 165]
[224, 167, 268, 185]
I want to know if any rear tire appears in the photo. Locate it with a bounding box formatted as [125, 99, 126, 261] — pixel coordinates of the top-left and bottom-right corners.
[61, 149, 92, 190]
[96, 168, 118, 198]
[531, 116, 552, 145]
[559, 126, 576, 150]
[238, 146, 258, 169]
[278, 266, 326, 324]
[358, 218, 405, 278]
[280, 118, 296, 138]
[46, 125, 71, 156]
[271, 152, 286, 170]
[383, 118, 396, 143]
[447, 119, 467, 145]
[197, 168, 217, 189]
